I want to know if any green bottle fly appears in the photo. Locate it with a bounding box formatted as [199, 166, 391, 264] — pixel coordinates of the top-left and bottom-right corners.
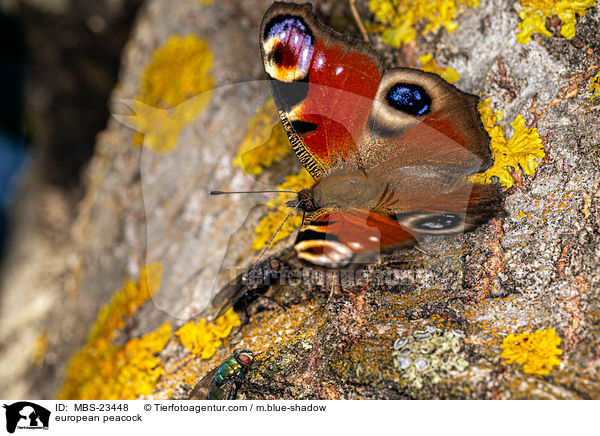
[188, 349, 254, 400]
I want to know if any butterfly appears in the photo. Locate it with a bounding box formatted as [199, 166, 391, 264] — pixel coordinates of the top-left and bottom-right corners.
[259, 2, 504, 268]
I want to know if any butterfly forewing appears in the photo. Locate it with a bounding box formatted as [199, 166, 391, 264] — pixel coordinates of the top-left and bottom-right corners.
[260, 2, 383, 179]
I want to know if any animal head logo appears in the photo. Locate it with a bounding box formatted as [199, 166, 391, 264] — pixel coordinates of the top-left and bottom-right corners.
[3, 402, 50, 433]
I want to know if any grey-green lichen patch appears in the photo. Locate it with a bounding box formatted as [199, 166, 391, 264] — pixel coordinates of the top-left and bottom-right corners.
[392, 327, 469, 390]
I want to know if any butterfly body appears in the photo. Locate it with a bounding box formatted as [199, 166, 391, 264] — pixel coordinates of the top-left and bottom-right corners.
[261, 2, 504, 267]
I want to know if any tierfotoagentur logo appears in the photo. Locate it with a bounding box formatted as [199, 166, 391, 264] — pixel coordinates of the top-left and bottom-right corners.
[2, 402, 50, 433]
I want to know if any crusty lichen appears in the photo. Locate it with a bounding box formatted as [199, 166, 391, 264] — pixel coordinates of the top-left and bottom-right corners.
[57, 264, 173, 399]
[501, 327, 563, 375]
[392, 327, 469, 390]
[252, 169, 313, 251]
[515, 0, 596, 44]
[470, 98, 545, 188]
[589, 73, 600, 102]
[89, 264, 163, 343]
[175, 308, 241, 359]
[233, 99, 292, 175]
[31, 331, 49, 367]
[419, 53, 459, 83]
[368, 0, 480, 47]
[130, 35, 214, 152]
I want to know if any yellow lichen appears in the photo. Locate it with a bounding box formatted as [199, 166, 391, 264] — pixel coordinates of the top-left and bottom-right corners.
[516, 6, 552, 44]
[419, 53, 459, 83]
[57, 264, 171, 400]
[31, 332, 49, 366]
[252, 169, 314, 251]
[589, 73, 600, 102]
[515, 0, 596, 44]
[175, 308, 241, 359]
[501, 327, 562, 375]
[469, 98, 545, 188]
[89, 263, 163, 343]
[233, 99, 292, 175]
[131, 35, 214, 152]
[368, 0, 480, 47]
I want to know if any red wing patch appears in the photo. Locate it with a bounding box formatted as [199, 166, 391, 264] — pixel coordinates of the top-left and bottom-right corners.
[260, 3, 383, 178]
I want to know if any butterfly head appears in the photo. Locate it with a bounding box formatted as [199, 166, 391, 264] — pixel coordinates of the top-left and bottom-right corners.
[286, 187, 319, 212]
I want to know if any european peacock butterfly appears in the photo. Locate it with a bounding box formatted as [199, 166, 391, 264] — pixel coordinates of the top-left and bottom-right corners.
[260, 2, 504, 268]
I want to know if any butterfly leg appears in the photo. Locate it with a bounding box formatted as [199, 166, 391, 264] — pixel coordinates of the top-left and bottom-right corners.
[374, 183, 399, 211]
[413, 246, 438, 258]
[326, 271, 341, 303]
[374, 183, 390, 209]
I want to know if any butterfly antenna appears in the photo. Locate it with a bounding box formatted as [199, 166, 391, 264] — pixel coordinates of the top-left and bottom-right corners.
[210, 190, 297, 195]
[349, 0, 369, 43]
[247, 202, 300, 275]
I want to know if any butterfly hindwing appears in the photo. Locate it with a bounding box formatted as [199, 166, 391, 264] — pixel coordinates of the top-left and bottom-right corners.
[359, 68, 504, 235]
[295, 211, 417, 267]
[364, 68, 491, 169]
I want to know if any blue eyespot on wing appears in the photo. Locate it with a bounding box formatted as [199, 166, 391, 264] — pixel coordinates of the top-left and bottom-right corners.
[386, 84, 431, 116]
